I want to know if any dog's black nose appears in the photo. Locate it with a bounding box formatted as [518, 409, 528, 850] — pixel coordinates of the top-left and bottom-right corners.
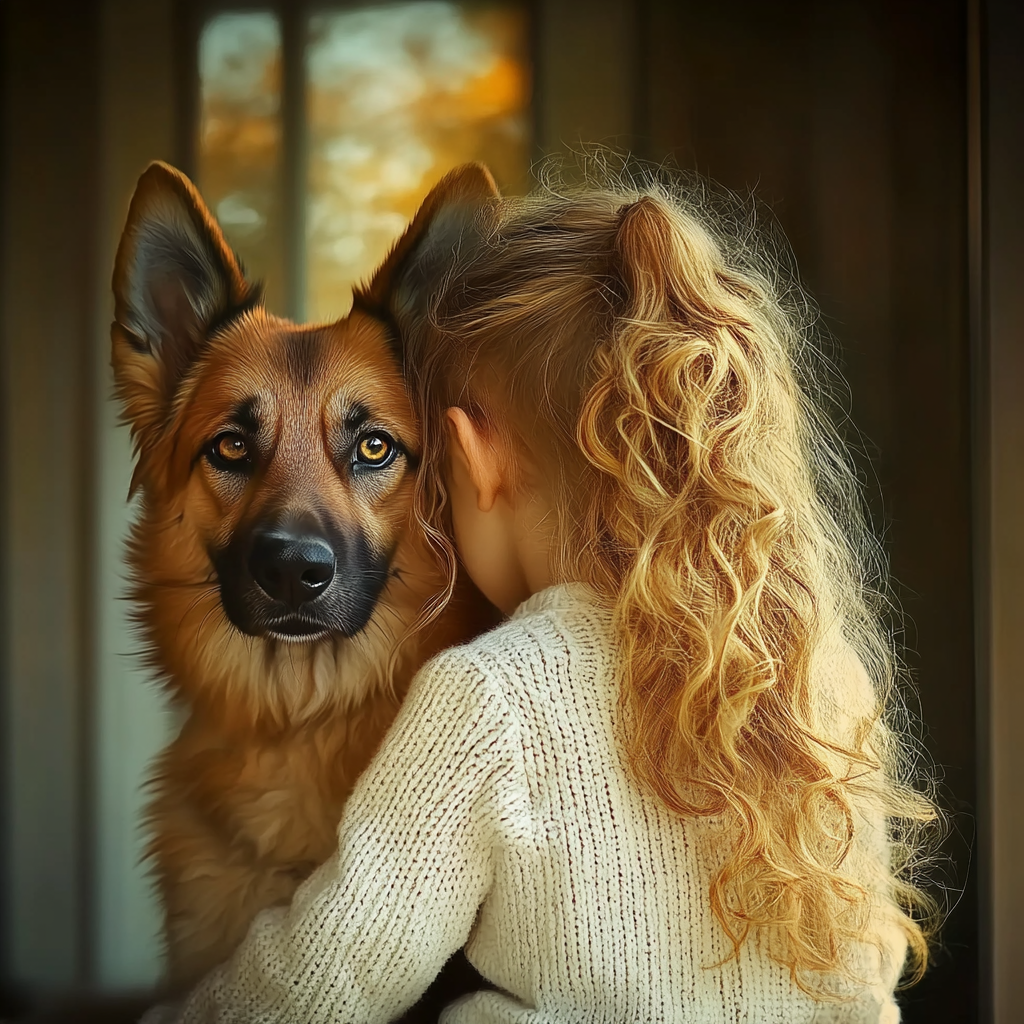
[248, 531, 336, 609]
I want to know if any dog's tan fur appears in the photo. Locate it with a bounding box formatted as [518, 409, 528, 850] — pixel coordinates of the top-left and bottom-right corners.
[111, 162, 498, 989]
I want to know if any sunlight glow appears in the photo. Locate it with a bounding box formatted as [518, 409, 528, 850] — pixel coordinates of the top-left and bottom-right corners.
[306, 3, 530, 321]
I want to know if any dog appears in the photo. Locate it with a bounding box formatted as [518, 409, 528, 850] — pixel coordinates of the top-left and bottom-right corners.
[110, 159, 500, 998]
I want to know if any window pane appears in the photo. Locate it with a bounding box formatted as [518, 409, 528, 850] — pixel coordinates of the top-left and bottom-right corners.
[306, 2, 531, 322]
[198, 12, 285, 314]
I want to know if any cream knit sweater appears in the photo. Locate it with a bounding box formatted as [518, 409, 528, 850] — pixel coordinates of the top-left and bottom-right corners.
[146, 583, 905, 1024]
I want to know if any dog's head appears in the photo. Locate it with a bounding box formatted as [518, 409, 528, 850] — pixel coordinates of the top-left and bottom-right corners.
[111, 162, 497, 719]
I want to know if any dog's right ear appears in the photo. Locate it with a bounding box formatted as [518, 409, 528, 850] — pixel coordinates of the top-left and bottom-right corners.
[111, 161, 259, 454]
[354, 162, 500, 348]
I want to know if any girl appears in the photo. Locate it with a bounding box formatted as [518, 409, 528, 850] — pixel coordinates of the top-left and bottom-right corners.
[147, 172, 937, 1023]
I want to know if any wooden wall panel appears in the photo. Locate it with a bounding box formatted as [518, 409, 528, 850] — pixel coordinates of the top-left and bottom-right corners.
[1, 0, 100, 993]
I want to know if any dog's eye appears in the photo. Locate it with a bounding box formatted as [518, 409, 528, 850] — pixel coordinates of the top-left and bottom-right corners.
[208, 432, 252, 471]
[355, 432, 397, 468]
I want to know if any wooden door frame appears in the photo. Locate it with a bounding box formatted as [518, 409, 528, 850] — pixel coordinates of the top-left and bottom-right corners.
[974, 0, 1024, 1020]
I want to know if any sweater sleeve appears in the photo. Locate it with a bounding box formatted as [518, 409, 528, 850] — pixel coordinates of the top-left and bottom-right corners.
[144, 644, 525, 1024]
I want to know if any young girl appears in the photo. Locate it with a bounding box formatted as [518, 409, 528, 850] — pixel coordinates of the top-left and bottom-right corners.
[147, 173, 937, 1023]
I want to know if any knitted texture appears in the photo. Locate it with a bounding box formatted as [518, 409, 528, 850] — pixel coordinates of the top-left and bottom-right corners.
[144, 583, 904, 1024]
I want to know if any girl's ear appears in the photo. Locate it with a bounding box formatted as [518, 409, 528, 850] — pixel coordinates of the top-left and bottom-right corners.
[111, 161, 260, 453]
[445, 407, 502, 513]
[354, 163, 500, 348]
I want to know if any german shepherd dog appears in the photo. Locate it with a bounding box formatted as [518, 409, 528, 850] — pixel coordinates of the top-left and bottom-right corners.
[110, 161, 499, 1000]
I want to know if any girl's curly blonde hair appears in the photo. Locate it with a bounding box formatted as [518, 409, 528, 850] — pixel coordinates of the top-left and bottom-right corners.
[401, 167, 940, 994]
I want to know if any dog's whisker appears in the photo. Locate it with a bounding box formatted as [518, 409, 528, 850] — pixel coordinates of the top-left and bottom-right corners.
[170, 587, 220, 649]
[159, 580, 211, 590]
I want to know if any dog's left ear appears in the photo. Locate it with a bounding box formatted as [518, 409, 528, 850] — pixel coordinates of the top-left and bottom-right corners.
[354, 162, 500, 346]
[111, 161, 259, 456]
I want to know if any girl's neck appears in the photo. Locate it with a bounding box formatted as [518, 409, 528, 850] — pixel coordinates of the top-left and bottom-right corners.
[511, 493, 555, 608]
[443, 404, 556, 616]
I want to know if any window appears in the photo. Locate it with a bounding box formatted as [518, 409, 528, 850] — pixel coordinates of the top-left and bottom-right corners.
[197, 2, 532, 322]
[199, 12, 286, 310]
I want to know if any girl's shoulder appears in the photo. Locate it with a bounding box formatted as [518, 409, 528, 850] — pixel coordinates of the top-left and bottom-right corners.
[415, 583, 612, 698]
[484, 581, 611, 660]
[431, 582, 617, 709]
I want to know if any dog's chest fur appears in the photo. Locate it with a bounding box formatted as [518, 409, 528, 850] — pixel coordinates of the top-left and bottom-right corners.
[155, 691, 405, 869]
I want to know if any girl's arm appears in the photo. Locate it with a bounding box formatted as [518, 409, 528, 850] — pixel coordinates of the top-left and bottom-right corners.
[144, 644, 525, 1024]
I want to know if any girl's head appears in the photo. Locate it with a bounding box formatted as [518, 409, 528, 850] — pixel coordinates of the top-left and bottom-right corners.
[402, 168, 938, 992]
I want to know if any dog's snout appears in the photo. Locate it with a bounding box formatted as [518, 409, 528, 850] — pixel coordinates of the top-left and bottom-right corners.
[248, 531, 336, 609]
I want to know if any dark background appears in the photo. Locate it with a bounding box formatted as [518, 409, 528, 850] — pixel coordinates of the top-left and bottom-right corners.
[3, 0, 1021, 1021]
